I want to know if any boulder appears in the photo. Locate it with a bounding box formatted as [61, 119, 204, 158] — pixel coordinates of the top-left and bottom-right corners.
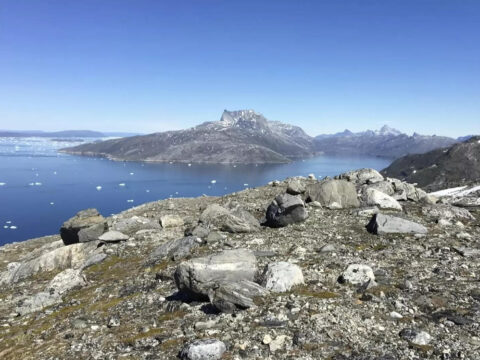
[98, 230, 129, 242]
[208, 279, 269, 311]
[265, 193, 308, 228]
[174, 249, 257, 299]
[81, 252, 107, 270]
[399, 328, 432, 345]
[366, 214, 428, 235]
[160, 214, 184, 228]
[306, 180, 360, 209]
[4, 242, 98, 284]
[199, 203, 260, 233]
[338, 264, 375, 286]
[179, 339, 226, 360]
[421, 204, 475, 221]
[286, 178, 306, 195]
[16, 269, 86, 315]
[111, 215, 161, 235]
[60, 208, 107, 245]
[364, 188, 402, 211]
[364, 181, 395, 196]
[261, 262, 304, 292]
[337, 168, 384, 185]
[149, 236, 202, 263]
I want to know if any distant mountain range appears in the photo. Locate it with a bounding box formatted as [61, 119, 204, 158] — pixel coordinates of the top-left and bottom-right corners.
[60, 109, 471, 164]
[0, 130, 139, 138]
[61, 110, 315, 164]
[382, 136, 480, 191]
[314, 125, 458, 158]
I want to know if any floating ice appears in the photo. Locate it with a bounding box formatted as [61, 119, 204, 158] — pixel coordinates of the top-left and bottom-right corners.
[188, 163, 192, 167]
[35, 182, 42, 186]
[127, 199, 134, 203]
[10, 226, 17, 229]
[96, 186, 102, 191]
[211, 180, 217, 184]
[146, 189, 150, 193]
[3, 226, 7, 229]
[233, 165, 237, 168]
[53, 171, 57, 175]
[0, 182, 6, 186]
[129, 172, 134, 175]
[50, 202, 54, 205]
[244, 183, 249, 187]
[175, 191, 179, 195]
[119, 183, 126, 187]
[6, 221, 11, 224]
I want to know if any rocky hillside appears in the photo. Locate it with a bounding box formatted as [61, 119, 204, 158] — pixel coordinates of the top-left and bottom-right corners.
[314, 126, 457, 159]
[1, 169, 479, 359]
[382, 136, 480, 191]
[60, 110, 316, 164]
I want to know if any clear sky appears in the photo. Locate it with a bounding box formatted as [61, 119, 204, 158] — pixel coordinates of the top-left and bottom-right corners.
[0, 0, 479, 137]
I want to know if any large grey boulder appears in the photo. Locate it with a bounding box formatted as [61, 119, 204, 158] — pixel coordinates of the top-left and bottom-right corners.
[364, 181, 395, 196]
[2, 242, 98, 284]
[364, 188, 402, 211]
[179, 339, 226, 360]
[111, 215, 161, 235]
[60, 208, 107, 245]
[208, 279, 269, 312]
[149, 236, 202, 263]
[337, 168, 384, 185]
[261, 262, 304, 292]
[366, 214, 428, 235]
[98, 230, 129, 243]
[306, 179, 360, 209]
[174, 249, 257, 299]
[421, 204, 475, 221]
[199, 203, 260, 233]
[265, 193, 308, 228]
[160, 214, 184, 228]
[286, 178, 306, 195]
[16, 269, 86, 315]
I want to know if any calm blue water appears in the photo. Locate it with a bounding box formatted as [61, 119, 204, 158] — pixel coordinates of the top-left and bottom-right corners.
[0, 137, 391, 245]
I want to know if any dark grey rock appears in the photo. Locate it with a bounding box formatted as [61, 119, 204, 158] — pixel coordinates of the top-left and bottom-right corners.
[149, 236, 201, 263]
[265, 193, 308, 228]
[60, 208, 107, 245]
[208, 279, 268, 311]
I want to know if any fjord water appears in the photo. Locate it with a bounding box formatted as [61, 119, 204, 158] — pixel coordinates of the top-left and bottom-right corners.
[0, 137, 390, 245]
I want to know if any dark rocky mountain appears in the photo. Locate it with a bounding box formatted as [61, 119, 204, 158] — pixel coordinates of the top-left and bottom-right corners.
[382, 136, 480, 191]
[61, 110, 317, 164]
[314, 125, 457, 159]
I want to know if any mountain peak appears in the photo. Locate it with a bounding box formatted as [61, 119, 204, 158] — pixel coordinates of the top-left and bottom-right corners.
[376, 125, 403, 136]
[219, 109, 268, 130]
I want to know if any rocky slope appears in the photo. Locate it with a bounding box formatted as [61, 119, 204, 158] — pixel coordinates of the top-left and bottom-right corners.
[314, 126, 457, 159]
[60, 110, 317, 164]
[1, 169, 479, 359]
[382, 136, 480, 191]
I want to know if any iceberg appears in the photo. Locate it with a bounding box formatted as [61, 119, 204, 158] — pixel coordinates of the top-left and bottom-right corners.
[96, 186, 102, 191]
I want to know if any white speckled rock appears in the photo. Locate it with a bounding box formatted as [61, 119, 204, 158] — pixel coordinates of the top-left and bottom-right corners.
[180, 339, 226, 360]
[160, 214, 184, 228]
[261, 261, 304, 292]
[339, 264, 375, 286]
[98, 230, 129, 242]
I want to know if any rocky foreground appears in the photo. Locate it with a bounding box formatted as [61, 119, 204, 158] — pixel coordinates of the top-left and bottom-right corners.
[0, 169, 479, 359]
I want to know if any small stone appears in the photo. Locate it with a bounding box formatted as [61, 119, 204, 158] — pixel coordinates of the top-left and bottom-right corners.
[390, 311, 403, 319]
[318, 244, 336, 253]
[338, 264, 375, 286]
[179, 339, 226, 360]
[160, 214, 184, 228]
[399, 328, 431, 345]
[262, 334, 272, 344]
[108, 317, 120, 328]
[269, 335, 287, 352]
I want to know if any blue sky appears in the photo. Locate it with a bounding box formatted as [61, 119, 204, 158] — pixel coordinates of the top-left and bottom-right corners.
[0, 0, 479, 137]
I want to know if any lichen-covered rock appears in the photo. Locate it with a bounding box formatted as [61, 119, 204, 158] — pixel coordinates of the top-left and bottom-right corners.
[149, 236, 202, 263]
[286, 178, 306, 195]
[364, 188, 402, 211]
[179, 339, 226, 360]
[199, 203, 260, 233]
[421, 204, 475, 221]
[337, 168, 384, 185]
[208, 279, 269, 311]
[174, 249, 257, 298]
[338, 264, 375, 286]
[261, 261, 304, 292]
[98, 230, 129, 242]
[160, 214, 184, 228]
[306, 179, 360, 209]
[60, 208, 107, 245]
[265, 193, 308, 228]
[366, 213, 428, 235]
